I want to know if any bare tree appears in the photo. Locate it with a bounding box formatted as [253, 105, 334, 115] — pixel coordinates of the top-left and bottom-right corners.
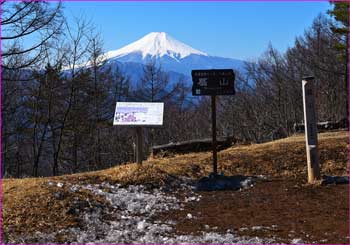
[1, 1, 63, 177]
[49, 18, 92, 175]
[1, 1, 63, 70]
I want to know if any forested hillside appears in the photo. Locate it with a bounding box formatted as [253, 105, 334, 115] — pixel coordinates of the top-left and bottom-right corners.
[1, 1, 348, 177]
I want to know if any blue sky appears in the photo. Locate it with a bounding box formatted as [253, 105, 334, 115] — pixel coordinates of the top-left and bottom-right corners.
[63, 1, 331, 61]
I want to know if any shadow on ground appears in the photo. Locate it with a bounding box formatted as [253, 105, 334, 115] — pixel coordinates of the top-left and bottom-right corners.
[196, 174, 260, 191]
[321, 175, 349, 185]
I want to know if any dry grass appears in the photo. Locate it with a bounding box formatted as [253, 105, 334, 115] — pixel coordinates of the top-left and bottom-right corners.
[146, 130, 349, 181]
[2, 178, 106, 240]
[217, 131, 349, 179]
[2, 130, 348, 241]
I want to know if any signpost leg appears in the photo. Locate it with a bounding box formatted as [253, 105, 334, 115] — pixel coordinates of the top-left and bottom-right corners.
[135, 127, 143, 164]
[132, 142, 136, 162]
[211, 95, 218, 175]
[302, 76, 320, 183]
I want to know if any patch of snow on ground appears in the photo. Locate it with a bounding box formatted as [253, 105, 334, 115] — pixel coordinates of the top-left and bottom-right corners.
[164, 232, 276, 244]
[20, 181, 280, 243]
[240, 177, 255, 188]
[72, 183, 278, 244]
[251, 226, 264, 231]
[291, 238, 304, 244]
[57, 182, 64, 188]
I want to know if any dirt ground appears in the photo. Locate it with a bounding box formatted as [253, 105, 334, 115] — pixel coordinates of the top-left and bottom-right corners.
[158, 177, 349, 244]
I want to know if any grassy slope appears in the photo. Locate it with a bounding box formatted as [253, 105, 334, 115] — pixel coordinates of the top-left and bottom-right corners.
[2, 131, 348, 240]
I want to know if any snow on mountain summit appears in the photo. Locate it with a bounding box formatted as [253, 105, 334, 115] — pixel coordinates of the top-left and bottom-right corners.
[100, 32, 245, 81]
[106, 32, 208, 60]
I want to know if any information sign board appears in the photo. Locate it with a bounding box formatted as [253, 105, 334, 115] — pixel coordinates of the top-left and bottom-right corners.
[113, 102, 164, 126]
[192, 69, 235, 96]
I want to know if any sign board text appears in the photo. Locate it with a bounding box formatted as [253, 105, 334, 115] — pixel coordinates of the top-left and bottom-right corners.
[113, 102, 164, 126]
[192, 69, 235, 96]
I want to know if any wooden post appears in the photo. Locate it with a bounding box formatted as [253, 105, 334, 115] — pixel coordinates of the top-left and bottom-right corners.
[135, 127, 143, 164]
[132, 141, 136, 162]
[211, 95, 218, 175]
[302, 76, 320, 183]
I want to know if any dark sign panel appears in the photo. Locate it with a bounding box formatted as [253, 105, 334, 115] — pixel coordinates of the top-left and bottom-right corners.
[192, 69, 235, 96]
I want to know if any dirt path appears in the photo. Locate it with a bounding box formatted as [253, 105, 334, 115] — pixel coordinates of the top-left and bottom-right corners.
[158, 178, 349, 244]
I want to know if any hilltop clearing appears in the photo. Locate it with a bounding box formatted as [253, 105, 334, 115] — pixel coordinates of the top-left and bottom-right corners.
[2, 131, 349, 243]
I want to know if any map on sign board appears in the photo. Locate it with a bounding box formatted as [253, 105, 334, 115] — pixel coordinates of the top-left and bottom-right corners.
[113, 102, 164, 126]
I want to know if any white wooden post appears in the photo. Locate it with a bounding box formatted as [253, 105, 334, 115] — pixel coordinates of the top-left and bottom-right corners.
[302, 76, 320, 183]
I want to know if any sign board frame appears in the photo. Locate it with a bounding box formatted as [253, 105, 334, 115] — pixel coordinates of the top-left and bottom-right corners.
[192, 69, 235, 96]
[113, 102, 164, 127]
[113, 102, 164, 165]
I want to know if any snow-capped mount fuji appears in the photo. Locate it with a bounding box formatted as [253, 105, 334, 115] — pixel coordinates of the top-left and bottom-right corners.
[104, 32, 245, 82]
[105, 32, 208, 60]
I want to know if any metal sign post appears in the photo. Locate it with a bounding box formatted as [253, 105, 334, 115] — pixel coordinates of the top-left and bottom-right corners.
[302, 76, 320, 183]
[211, 95, 218, 174]
[192, 69, 235, 175]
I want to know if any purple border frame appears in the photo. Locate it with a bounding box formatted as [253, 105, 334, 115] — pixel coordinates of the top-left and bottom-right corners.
[0, 1, 349, 245]
[1, 0, 3, 244]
